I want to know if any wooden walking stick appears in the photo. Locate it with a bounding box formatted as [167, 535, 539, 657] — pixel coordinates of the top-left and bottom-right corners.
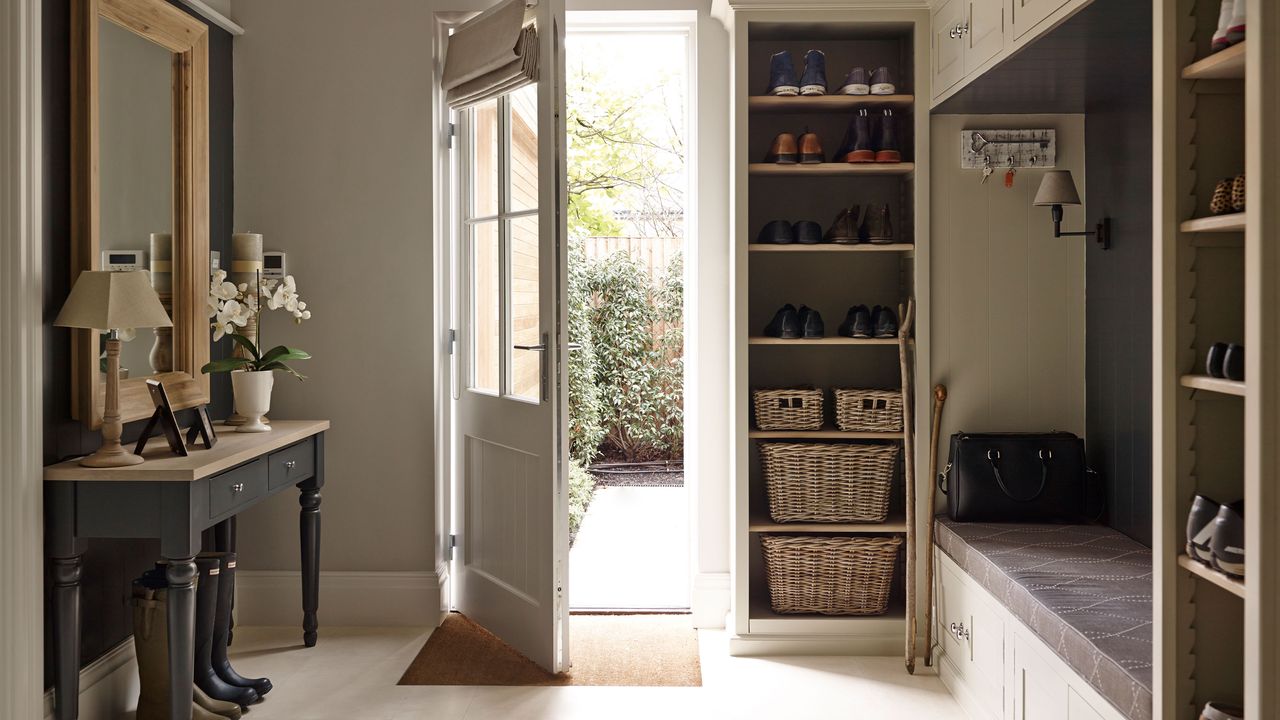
[898, 299, 917, 674]
[924, 384, 947, 667]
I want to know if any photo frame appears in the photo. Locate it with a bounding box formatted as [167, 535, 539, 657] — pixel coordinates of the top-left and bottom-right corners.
[186, 404, 217, 449]
[134, 379, 189, 457]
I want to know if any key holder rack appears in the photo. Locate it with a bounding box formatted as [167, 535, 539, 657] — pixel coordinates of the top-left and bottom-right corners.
[960, 129, 1056, 169]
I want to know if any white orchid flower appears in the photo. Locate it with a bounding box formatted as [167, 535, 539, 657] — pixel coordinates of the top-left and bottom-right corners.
[212, 280, 239, 301]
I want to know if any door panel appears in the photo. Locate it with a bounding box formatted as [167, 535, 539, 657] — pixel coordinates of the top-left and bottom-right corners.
[455, 0, 568, 673]
[932, 0, 966, 97]
[1010, 0, 1070, 41]
[966, 0, 1004, 73]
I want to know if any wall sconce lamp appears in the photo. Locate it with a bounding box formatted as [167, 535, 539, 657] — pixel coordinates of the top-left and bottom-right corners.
[1033, 170, 1111, 250]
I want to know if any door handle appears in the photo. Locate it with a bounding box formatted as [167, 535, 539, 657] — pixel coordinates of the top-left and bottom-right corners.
[514, 332, 549, 401]
[513, 343, 546, 351]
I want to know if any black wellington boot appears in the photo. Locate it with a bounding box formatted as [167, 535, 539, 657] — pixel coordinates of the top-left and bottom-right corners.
[211, 553, 273, 697]
[194, 555, 259, 707]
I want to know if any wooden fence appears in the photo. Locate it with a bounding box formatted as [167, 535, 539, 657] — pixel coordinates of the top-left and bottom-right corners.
[580, 236, 683, 283]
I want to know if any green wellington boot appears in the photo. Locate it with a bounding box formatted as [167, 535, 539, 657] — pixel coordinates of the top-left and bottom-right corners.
[132, 578, 239, 720]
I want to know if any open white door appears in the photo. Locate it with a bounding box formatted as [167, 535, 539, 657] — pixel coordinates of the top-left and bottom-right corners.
[452, 0, 569, 673]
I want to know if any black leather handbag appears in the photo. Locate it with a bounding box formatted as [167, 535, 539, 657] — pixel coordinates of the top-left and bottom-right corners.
[938, 432, 1097, 522]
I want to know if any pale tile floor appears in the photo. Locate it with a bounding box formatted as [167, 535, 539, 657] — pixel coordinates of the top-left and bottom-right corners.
[224, 625, 966, 720]
[569, 485, 690, 609]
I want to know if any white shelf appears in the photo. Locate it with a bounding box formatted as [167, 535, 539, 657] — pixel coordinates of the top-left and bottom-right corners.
[749, 512, 907, 533]
[1182, 42, 1246, 80]
[748, 94, 915, 113]
[749, 243, 915, 253]
[748, 336, 900, 346]
[749, 162, 915, 176]
[747, 596, 905, 636]
[1179, 374, 1246, 397]
[1178, 554, 1245, 599]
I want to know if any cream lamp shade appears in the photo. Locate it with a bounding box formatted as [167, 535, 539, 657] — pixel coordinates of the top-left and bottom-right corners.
[1033, 170, 1082, 206]
[54, 270, 173, 330]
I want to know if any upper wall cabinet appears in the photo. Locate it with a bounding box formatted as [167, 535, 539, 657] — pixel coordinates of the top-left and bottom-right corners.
[931, 0, 1091, 106]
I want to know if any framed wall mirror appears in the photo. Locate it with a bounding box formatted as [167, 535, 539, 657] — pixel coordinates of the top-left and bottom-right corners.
[72, 0, 210, 429]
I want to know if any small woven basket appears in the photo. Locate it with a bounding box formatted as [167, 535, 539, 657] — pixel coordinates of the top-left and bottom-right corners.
[752, 388, 824, 431]
[760, 442, 898, 522]
[761, 534, 902, 615]
[833, 388, 903, 432]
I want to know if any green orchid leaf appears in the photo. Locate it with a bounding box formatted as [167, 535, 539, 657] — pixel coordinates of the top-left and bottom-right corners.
[260, 360, 308, 381]
[226, 332, 261, 361]
[200, 357, 253, 374]
[260, 345, 312, 365]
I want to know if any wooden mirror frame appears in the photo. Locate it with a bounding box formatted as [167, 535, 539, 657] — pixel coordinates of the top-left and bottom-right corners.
[71, 0, 210, 430]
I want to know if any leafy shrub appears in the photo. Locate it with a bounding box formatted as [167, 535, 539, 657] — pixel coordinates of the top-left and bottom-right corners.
[567, 240, 606, 465]
[568, 459, 598, 546]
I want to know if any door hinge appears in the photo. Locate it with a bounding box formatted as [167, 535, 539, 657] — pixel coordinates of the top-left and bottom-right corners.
[447, 122, 456, 149]
[447, 328, 456, 355]
[449, 533, 458, 560]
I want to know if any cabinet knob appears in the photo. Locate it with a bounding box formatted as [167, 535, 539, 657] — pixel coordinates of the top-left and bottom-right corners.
[950, 621, 971, 642]
[231, 482, 244, 493]
[285, 460, 297, 470]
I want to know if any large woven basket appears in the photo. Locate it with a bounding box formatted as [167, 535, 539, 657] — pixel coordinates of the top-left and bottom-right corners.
[833, 388, 903, 432]
[760, 442, 898, 523]
[752, 388, 824, 431]
[761, 534, 902, 615]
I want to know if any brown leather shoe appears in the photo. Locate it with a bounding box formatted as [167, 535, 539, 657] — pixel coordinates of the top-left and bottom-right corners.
[798, 132, 823, 164]
[764, 133, 798, 164]
[863, 204, 894, 244]
[824, 206, 861, 243]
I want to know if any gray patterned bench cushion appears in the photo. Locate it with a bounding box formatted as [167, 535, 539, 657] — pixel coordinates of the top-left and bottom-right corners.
[934, 518, 1152, 720]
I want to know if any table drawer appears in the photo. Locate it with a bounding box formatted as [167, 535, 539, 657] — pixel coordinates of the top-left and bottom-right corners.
[268, 437, 316, 489]
[209, 459, 268, 518]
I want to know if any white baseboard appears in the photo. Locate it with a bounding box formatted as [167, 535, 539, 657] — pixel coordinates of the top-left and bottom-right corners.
[43, 639, 139, 720]
[236, 570, 442, 627]
[689, 571, 730, 629]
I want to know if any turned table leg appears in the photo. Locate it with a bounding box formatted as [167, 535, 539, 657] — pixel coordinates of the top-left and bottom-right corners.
[51, 554, 83, 720]
[298, 478, 322, 647]
[165, 558, 198, 720]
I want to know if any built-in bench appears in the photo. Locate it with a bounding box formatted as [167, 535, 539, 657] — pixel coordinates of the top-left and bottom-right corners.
[934, 518, 1153, 720]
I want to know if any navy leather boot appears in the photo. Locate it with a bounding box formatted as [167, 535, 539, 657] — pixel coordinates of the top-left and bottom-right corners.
[838, 305, 872, 338]
[764, 304, 801, 339]
[798, 306, 825, 338]
[766, 51, 798, 96]
[756, 220, 794, 244]
[799, 49, 827, 95]
[794, 220, 823, 245]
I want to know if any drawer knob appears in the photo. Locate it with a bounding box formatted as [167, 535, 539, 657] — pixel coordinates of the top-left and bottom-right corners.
[285, 460, 297, 470]
[949, 621, 971, 642]
[231, 482, 245, 493]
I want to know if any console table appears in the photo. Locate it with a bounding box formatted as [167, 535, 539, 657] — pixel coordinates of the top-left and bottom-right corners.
[44, 419, 330, 720]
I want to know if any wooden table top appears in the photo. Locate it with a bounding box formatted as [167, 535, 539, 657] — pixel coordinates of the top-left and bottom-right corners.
[44, 419, 330, 482]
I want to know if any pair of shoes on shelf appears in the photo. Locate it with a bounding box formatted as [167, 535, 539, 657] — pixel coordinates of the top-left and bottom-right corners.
[1211, 0, 1246, 53]
[766, 49, 829, 96]
[832, 109, 901, 163]
[1206, 342, 1245, 381]
[137, 553, 272, 720]
[764, 130, 825, 164]
[757, 220, 822, 244]
[1186, 495, 1245, 578]
[764, 304, 824, 338]
[836, 66, 896, 96]
[766, 51, 897, 96]
[838, 305, 898, 339]
[1209, 173, 1245, 215]
[1200, 701, 1243, 720]
[825, 205, 894, 244]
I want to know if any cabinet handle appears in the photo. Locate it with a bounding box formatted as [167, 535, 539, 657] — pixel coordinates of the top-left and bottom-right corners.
[949, 621, 970, 642]
[949, 24, 960, 39]
[231, 482, 244, 493]
[285, 460, 297, 471]
[959, 22, 969, 37]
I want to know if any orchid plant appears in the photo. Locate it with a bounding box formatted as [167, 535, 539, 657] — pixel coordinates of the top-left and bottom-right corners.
[200, 268, 313, 380]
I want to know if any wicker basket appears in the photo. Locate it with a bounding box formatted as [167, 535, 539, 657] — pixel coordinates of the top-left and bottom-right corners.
[761, 534, 902, 615]
[752, 388, 824, 431]
[760, 442, 898, 523]
[833, 388, 903, 432]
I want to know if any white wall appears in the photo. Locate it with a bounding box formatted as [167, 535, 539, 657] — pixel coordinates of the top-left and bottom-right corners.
[231, 0, 439, 622]
[929, 114, 1087, 479]
[230, 0, 732, 627]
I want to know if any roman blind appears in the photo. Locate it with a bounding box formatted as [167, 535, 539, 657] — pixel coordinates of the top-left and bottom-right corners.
[443, 0, 539, 109]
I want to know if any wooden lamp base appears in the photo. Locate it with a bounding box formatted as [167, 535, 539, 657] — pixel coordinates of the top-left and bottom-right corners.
[81, 336, 147, 467]
[79, 443, 145, 468]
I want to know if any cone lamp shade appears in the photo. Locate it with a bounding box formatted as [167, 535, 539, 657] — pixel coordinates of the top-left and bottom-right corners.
[1033, 170, 1082, 206]
[54, 270, 173, 331]
[54, 271, 173, 467]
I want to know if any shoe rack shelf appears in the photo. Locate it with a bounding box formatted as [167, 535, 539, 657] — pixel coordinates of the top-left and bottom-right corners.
[724, 3, 930, 664]
[1176, 554, 1245, 599]
[1181, 40, 1246, 80]
[748, 94, 914, 112]
[1178, 373, 1246, 397]
[748, 162, 915, 176]
[1154, 0, 1279, 715]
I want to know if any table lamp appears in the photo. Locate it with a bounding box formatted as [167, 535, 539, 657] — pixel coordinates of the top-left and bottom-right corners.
[55, 270, 174, 467]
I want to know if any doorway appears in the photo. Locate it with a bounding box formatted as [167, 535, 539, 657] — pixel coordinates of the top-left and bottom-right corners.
[562, 15, 693, 612]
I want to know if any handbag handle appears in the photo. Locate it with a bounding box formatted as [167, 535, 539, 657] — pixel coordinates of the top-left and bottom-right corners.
[986, 448, 1051, 503]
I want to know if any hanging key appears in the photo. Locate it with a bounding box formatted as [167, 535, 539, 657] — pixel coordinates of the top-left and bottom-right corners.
[981, 156, 993, 184]
[1004, 157, 1016, 188]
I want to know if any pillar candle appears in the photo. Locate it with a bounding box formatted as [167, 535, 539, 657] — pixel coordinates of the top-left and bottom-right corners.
[149, 233, 172, 292]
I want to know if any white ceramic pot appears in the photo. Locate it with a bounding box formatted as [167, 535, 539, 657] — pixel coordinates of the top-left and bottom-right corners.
[231, 370, 274, 433]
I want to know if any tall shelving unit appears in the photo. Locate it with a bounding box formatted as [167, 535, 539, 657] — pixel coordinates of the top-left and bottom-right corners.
[716, 1, 930, 658]
[1154, 0, 1280, 716]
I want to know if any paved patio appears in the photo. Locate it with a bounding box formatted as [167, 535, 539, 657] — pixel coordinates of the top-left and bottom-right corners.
[569, 485, 690, 610]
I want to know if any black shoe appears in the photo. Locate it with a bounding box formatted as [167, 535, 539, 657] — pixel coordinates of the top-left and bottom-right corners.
[824, 207, 860, 243]
[870, 66, 896, 95]
[764, 304, 801, 339]
[1206, 342, 1228, 378]
[874, 110, 901, 163]
[1201, 701, 1245, 720]
[872, 305, 899, 338]
[795, 220, 823, 244]
[838, 305, 872, 338]
[194, 556, 260, 707]
[209, 553, 272, 697]
[757, 220, 794, 245]
[834, 109, 875, 163]
[798, 305, 824, 338]
[863, 204, 894, 243]
[1223, 343, 1245, 381]
[1186, 494, 1221, 564]
[1210, 501, 1244, 578]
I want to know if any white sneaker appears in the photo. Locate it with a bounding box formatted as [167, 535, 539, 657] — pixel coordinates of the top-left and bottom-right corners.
[1211, 0, 1233, 51]
[1226, 0, 1246, 46]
